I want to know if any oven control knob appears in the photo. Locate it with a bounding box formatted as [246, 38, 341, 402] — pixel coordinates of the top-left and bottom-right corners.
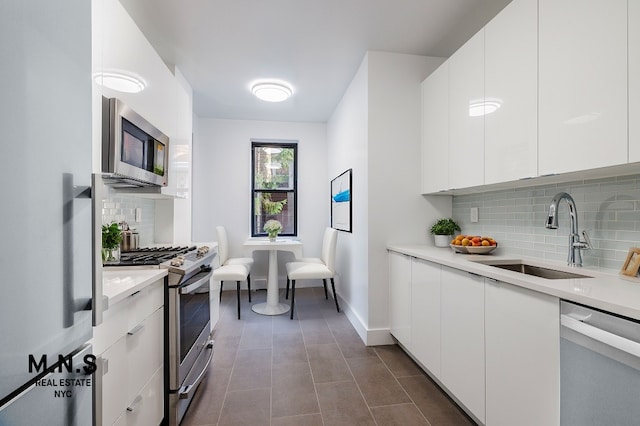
[170, 255, 185, 267]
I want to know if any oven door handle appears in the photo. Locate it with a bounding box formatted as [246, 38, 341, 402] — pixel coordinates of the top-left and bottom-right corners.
[561, 314, 640, 358]
[179, 340, 214, 400]
[180, 269, 213, 294]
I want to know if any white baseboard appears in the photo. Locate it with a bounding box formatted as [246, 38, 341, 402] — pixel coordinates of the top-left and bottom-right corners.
[337, 294, 394, 346]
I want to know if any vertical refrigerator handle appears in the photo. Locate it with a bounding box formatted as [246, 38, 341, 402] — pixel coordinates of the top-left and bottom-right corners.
[92, 173, 104, 326]
[62, 173, 92, 328]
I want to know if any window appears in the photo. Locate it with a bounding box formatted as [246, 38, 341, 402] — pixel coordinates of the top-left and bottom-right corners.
[251, 141, 297, 237]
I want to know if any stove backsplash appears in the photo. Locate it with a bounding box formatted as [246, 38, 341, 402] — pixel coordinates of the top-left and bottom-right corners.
[102, 195, 155, 247]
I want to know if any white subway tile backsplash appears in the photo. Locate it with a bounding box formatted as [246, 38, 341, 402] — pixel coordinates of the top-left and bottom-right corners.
[452, 173, 640, 272]
[101, 195, 156, 247]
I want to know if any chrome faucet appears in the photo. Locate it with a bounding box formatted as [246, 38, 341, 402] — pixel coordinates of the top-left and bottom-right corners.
[545, 192, 591, 267]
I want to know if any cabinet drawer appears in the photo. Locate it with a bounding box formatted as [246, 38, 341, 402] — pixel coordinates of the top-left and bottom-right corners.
[126, 307, 163, 404]
[94, 278, 164, 353]
[101, 337, 128, 426]
[100, 307, 164, 425]
[113, 366, 164, 426]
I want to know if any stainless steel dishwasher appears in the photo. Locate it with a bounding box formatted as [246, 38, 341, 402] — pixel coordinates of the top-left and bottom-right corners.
[560, 300, 640, 426]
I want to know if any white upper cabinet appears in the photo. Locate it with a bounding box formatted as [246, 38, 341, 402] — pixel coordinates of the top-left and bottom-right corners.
[448, 30, 485, 190]
[484, 0, 538, 184]
[538, 0, 627, 175]
[93, 0, 193, 200]
[422, 63, 450, 193]
[630, 0, 640, 163]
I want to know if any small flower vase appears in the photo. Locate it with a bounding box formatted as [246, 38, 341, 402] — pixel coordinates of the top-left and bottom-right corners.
[267, 232, 278, 242]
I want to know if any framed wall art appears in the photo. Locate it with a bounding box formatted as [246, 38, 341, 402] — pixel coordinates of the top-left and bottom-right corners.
[620, 247, 640, 277]
[331, 169, 352, 232]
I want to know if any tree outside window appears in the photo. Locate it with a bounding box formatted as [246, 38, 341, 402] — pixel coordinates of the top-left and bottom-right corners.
[251, 141, 297, 236]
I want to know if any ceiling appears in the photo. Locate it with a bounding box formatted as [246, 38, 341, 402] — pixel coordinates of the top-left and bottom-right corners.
[120, 0, 512, 123]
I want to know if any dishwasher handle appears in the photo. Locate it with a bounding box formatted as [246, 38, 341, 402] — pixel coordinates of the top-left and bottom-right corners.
[561, 314, 640, 359]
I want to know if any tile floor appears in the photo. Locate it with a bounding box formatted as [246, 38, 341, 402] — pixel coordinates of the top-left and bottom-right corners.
[181, 286, 475, 426]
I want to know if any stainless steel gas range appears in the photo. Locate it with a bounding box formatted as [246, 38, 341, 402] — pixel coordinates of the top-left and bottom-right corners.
[104, 245, 216, 426]
[160, 247, 216, 426]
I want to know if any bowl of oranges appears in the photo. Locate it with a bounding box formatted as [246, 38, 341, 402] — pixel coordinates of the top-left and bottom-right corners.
[450, 235, 498, 254]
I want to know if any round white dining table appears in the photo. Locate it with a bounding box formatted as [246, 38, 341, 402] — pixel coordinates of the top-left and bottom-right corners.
[243, 238, 303, 315]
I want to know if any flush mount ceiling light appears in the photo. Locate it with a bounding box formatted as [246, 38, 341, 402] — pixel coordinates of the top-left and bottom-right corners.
[468, 98, 502, 117]
[93, 71, 146, 93]
[251, 81, 293, 102]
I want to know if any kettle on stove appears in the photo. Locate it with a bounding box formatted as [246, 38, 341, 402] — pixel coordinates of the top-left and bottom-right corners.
[119, 221, 139, 252]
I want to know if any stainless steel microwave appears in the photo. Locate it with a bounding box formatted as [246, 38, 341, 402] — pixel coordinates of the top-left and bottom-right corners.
[101, 97, 169, 187]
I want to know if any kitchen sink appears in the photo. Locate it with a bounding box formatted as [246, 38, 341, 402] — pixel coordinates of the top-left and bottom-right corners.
[472, 261, 594, 280]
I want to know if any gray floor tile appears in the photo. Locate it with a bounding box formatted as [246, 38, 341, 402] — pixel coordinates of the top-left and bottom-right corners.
[271, 362, 320, 418]
[370, 403, 430, 425]
[316, 381, 376, 425]
[346, 356, 412, 407]
[184, 288, 474, 426]
[375, 344, 424, 377]
[271, 413, 324, 426]
[218, 388, 271, 426]
[398, 375, 475, 426]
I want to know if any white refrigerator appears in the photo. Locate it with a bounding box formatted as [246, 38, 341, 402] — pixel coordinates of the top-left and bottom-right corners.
[0, 0, 94, 424]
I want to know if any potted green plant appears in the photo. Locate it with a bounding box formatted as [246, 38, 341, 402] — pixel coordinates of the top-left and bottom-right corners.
[102, 222, 122, 262]
[430, 218, 461, 247]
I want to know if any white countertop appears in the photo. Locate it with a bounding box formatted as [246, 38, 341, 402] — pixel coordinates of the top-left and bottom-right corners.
[388, 244, 640, 320]
[102, 268, 168, 308]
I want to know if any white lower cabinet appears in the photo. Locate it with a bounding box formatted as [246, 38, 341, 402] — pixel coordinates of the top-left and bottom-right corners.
[113, 367, 164, 426]
[410, 258, 441, 378]
[94, 278, 165, 426]
[389, 251, 412, 348]
[485, 279, 560, 426]
[440, 267, 485, 423]
[388, 251, 561, 425]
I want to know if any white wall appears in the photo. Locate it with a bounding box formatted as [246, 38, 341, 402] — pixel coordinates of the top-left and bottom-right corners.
[192, 118, 328, 284]
[327, 51, 451, 344]
[367, 52, 450, 332]
[327, 55, 370, 330]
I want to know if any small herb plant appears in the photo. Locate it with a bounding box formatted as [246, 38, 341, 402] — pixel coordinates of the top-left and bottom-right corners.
[430, 218, 461, 236]
[102, 222, 122, 250]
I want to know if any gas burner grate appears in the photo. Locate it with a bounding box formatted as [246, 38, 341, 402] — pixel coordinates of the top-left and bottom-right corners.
[107, 245, 197, 266]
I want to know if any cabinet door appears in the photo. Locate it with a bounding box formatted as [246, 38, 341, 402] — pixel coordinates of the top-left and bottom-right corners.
[484, 0, 538, 184]
[630, 0, 640, 162]
[388, 251, 412, 348]
[448, 30, 484, 190]
[440, 267, 485, 423]
[422, 63, 449, 193]
[539, 0, 627, 175]
[410, 258, 441, 378]
[485, 279, 560, 426]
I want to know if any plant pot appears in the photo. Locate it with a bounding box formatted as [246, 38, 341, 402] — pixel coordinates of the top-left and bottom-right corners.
[434, 234, 452, 248]
[102, 246, 121, 262]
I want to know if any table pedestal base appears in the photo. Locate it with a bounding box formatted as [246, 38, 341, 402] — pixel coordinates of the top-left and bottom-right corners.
[251, 302, 290, 316]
